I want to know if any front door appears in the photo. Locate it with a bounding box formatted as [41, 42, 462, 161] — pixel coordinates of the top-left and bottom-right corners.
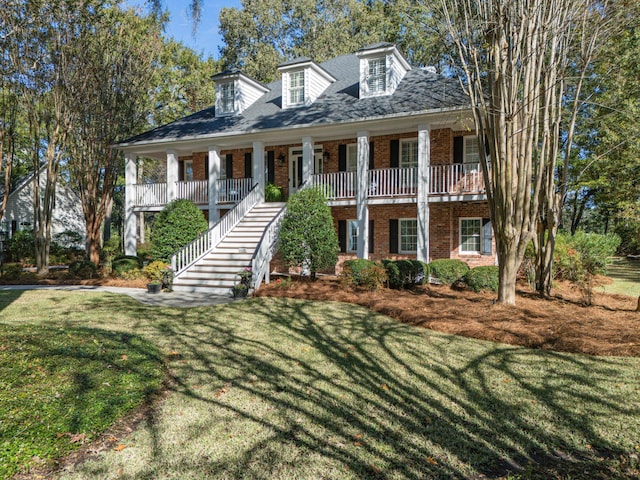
[289, 147, 323, 194]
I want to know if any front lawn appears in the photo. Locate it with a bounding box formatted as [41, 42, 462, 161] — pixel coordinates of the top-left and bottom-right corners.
[599, 257, 640, 297]
[1, 290, 639, 479]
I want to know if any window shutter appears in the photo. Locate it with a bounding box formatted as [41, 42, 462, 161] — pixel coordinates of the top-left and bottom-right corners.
[178, 160, 185, 181]
[338, 144, 347, 172]
[204, 155, 209, 178]
[225, 154, 233, 179]
[390, 139, 399, 168]
[481, 218, 493, 255]
[389, 219, 398, 254]
[369, 220, 374, 254]
[267, 151, 275, 184]
[244, 152, 252, 179]
[453, 136, 464, 164]
[338, 220, 347, 253]
[369, 141, 375, 170]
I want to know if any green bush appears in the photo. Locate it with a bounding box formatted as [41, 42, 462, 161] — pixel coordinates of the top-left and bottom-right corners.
[143, 260, 169, 283]
[383, 259, 429, 289]
[342, 259, 387, 291]
[68, 260, 97, 279]
[112, 255, 143, 276]
[265, 183, 283, 202]
[429, 259, 470, 285]
[553, 231, 621, 281]
[7, 230, 35, 263]
[2, 264, 23, 281]
[278, 188, 339, 279]
[463, 266, 499, 292]
[151, 199, 208, 262]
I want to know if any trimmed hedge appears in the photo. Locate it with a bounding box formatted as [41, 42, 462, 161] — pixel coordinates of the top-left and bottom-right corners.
[112, 255, 143, 276]
[151, 199, 209, 262]
[342, 259, 387, 291]
[383, 259, 429, 289]
[428, 259, 470, 285]
[463, 266, 499, 292]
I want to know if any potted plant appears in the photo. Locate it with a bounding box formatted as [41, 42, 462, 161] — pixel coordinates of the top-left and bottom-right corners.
[143, 260, 168, 294]
[232, 267, 252, 299]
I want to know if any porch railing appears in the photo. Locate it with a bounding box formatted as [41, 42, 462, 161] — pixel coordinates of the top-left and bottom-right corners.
[430, 163, 484, 195]
[176, 180, 208, 204]
[171, 183, 260, 277]
[251, 204, 287, 291]
[133, 183, 167, 207]
[218, 178, 253, 204]
[310, 171, 355, 200]
[368, 167, 418, 197]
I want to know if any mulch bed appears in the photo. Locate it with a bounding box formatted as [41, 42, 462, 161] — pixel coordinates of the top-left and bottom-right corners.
[255, 276, 640, 357]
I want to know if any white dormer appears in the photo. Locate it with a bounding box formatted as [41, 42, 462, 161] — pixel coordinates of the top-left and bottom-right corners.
[277, 57, 337, 109]
[212, 70, 269, 117]
[356, 43, 411, 98]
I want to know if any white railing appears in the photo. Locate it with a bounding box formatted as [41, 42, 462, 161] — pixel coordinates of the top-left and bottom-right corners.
[133, 183, 167, 207]
[176, 180, 208, 204]
[368, 167, 418, 197]
[171, 183, 260, 277]
[251, 205, 287, 291]
[310, 171, 355, 200]
[218, 178, 253, 204]
[430, 163, 485, 195]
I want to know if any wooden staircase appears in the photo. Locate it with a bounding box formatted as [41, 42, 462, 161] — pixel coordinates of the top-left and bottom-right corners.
[172, 202, 285, 295]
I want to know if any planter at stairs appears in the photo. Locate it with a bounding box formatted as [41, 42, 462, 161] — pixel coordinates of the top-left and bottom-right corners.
[232, 284, 249, 298]
[147, 282, 162, 294]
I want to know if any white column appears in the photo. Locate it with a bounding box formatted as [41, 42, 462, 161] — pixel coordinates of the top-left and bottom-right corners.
[302, 136, 313, 185]
[166, 149, 178, 202]
[208, 146, 221, 226]
[124, 153, 137, 256]
[252, 141, 265, 199]
[417, 124, 431, 262]
[356, 131, 369, 259]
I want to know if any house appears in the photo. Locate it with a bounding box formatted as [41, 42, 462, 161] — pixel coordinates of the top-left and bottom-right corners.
[117, 43, 495, 294]
[0, 167, 86, 248]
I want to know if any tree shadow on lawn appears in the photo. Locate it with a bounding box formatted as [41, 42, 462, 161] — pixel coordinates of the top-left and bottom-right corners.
[51, 294, 640, 479]
[0, 289, 26, 313]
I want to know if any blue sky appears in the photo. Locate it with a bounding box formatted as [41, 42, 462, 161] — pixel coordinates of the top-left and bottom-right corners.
[126, 0, 242, 59]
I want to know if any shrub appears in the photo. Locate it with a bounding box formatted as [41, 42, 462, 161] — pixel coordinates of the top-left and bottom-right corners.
[278, 188, 339, 279]
[7, 230, 35, 263]
[342, 259, 387, 291]
[429, 259, 470, 285]
[112, 255, 143, 277]
[142, 260, 169, 283]
[2, 264, 23, 281]
[150, 199, 208, 262]
[383, 259, 430, 289]
[69, 260, 97, 279]
[265, 183, 283, 202]
[464, 266, 499, 292]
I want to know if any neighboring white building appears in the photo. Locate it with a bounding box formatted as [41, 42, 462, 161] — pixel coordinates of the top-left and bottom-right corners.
[0, 168, 86, 247]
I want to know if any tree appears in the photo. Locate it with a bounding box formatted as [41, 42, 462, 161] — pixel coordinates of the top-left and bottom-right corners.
[439, 0, 608, 304]
[64, 6, 163, 265]
[278, 188, 339, 280]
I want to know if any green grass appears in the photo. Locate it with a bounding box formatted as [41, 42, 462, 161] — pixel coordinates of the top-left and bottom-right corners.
[599, 257, 640, 297]
[1, 290, 640, 479]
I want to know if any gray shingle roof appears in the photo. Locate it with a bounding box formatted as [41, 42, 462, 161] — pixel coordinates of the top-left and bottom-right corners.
[119, 53, 469, 146]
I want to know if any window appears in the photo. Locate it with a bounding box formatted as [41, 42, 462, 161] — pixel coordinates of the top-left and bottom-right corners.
[346, 144, 358, 172]
[399, 219, 417, 252]
[183, 160, 193, 182]
[347, 220, 358, 252]
[400, 139, 418, 168]
[464, 136, 480, 172]
[219, 81, 235, 113]
[460, 218, 482, 254]
[367, 57, 386, 93]
[289, 71, 305, 105]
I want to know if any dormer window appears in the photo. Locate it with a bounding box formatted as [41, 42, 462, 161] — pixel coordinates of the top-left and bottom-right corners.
[289, 71, 305, 105]
[367, 58, 386, 93]
[219, 81, 235, 114]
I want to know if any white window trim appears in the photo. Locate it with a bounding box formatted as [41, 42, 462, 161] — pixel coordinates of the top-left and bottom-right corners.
[459, 217, 482, 254]
[347, 219, 358, 253]
[400, 138, 418, 168]
[219, 81, 235, 114]
[346, 143, 358, 172]
[366, 57, 387, 95]
[463, 136, 480, 165]
[288, 70, 305, 106]
[399, 218, 417, 253]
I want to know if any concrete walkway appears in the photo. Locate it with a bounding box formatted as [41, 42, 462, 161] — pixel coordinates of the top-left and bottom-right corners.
[0, 285, 235, 308]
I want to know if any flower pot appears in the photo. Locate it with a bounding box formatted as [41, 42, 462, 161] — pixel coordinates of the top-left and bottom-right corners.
[147, 282, 162, 294]
[232, 285, 249, 298]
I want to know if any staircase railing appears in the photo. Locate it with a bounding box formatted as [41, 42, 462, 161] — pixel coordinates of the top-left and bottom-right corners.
[171, 183, 260, 277]
[250, 204, 287, 291]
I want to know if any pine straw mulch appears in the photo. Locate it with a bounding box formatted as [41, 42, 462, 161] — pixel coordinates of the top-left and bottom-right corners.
[255, 276, 640, 358]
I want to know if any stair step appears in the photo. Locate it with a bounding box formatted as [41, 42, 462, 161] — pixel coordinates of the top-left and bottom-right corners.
[173, 285, 234, 296]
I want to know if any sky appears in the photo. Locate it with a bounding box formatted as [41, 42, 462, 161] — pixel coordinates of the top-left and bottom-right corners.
[126, 0, 242, 59]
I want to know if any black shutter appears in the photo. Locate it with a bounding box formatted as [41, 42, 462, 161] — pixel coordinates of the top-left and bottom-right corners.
[481, 218, 493, 255]
[178, 160, 185, 181]
[338, 220, 347, 253]
[338, 144, 347, 172]
[389, 219, 398, 254]
[297, 157, 303, 186]
[390, 139, 399, 168]
[204, 155, 209, 178]
[244, 152, 252, 179]
[369, 141, 375, 170]
[267, 151, 275, 184]
[225, 154, 233, 179]
[453, 136, 464, 164]
[369, 220, 374, 254]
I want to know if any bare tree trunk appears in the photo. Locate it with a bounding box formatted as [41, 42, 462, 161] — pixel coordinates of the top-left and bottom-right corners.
[103, 196, 113, 244]
[636, 296, 640, 312]
[497, 240, 520, 304]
